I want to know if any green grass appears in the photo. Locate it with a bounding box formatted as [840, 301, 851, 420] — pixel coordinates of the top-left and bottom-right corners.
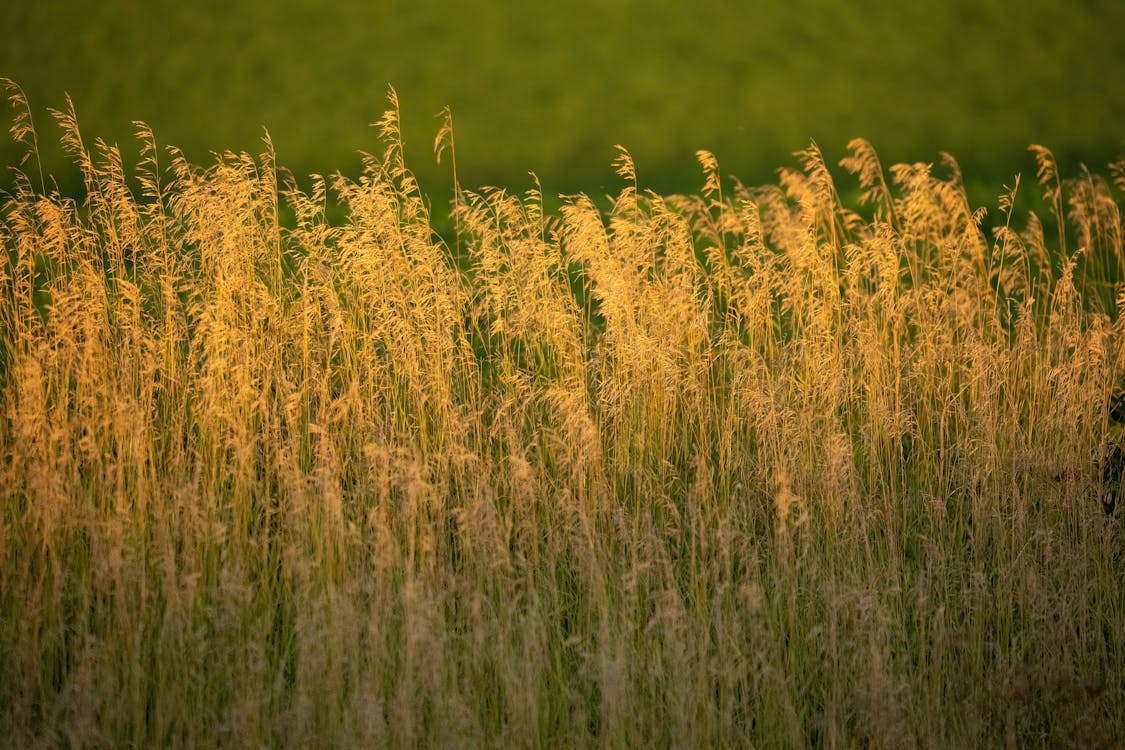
[2, 0, 1124, 197]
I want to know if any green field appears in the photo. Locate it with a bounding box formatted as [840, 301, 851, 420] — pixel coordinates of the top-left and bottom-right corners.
[3, 0, 1125, 196]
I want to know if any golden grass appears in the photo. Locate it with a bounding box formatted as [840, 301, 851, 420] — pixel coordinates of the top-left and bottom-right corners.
[2, 82, 1124, 747]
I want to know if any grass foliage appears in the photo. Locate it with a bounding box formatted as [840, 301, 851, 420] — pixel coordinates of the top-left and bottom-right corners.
[2, 83, 1125, 747]
[3, 1, 1125, 194]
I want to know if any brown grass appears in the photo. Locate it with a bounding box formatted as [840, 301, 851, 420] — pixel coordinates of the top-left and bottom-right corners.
[2, 81, 1124, 747]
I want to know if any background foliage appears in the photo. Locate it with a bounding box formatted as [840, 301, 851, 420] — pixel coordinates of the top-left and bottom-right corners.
[3, 0, 1124, 196]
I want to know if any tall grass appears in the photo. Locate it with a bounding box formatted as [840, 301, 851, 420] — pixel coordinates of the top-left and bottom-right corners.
[2, 82, 1124, 747]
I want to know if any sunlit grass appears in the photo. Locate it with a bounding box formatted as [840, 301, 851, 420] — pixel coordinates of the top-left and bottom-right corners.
[2, 82, 1124, 747]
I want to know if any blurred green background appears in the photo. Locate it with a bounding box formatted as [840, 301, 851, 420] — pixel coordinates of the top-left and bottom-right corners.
[2, 0, 1123, 199]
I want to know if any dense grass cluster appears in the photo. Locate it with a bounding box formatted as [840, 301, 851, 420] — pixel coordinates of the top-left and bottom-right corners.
[2, 86, 1125, 747]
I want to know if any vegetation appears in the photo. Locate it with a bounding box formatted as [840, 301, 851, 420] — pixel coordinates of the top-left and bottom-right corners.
[2, 1, 1125, 195]
[2, 82, 1124, 747]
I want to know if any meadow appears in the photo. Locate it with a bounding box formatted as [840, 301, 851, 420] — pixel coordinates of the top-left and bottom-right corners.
[1, 82, 1124, 747]
[3, 0, 1125, 196]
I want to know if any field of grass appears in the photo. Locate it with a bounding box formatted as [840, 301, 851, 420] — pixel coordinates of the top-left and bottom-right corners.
[2, 84, 1125, 747]
[3, 1, 1125, 197]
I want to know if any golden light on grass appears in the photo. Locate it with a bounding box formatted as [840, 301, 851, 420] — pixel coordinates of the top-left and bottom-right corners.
[1, 82, 1124, 747]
